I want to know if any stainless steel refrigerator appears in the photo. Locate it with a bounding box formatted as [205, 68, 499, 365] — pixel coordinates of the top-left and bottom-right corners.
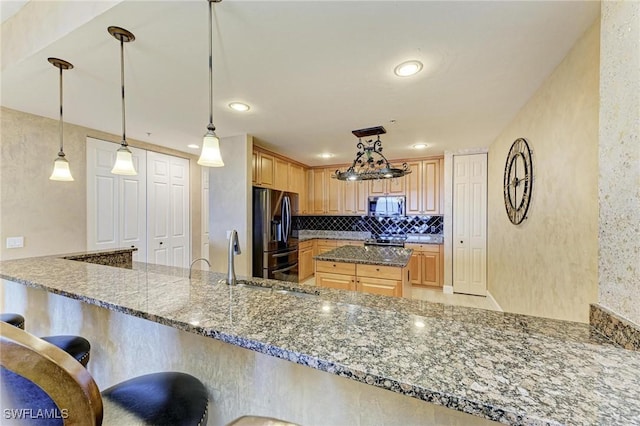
[252, 187, 299, 282]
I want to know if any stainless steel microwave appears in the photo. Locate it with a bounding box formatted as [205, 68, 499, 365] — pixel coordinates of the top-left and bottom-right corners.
[368, 196, 405, 217]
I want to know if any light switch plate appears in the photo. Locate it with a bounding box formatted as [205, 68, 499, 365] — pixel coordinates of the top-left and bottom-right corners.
[6, 236, 24, 249]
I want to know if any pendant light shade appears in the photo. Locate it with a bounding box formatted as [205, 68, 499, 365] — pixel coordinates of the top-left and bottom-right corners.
[108, 26, 137, 175]
[48, 58, 74, 182]
[198, 0, 224, 167]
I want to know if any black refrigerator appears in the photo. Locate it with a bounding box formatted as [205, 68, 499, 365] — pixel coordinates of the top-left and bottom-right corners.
[252, 187, 299, 282]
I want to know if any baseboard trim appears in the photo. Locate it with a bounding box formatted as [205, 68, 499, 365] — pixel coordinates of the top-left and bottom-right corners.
[443, 285, 453, 294]
[486, 290, 503, 312]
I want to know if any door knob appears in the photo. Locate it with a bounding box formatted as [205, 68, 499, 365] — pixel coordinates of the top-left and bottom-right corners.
[160, 241, 164, 245]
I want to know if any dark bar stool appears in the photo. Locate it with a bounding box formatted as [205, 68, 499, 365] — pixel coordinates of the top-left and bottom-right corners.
[0, 313, 91, 367]
[1, 322, 209, 426]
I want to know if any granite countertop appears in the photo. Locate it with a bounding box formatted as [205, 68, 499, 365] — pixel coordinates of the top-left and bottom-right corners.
[296, 230, 370, 242]
[314, 245, 413, 268]
[1, 252, 640, 425]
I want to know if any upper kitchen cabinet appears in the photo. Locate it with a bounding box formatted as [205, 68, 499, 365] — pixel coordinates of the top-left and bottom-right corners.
[289, 163, 307, 214]
[343, 180, 368, 215]
[274, 157, 289, 190]
[369, 176, 405, 195]
[406, 159, 442, 215]
[308, 167, 343, 214]
[253, 149, 275, 188]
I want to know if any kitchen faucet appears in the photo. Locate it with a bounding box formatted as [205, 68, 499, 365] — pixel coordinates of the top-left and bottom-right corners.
[227, 230, 241, 285]
[189, 258, 211, 279]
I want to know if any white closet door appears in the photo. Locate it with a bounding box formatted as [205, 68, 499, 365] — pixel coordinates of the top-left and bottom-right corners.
[147, 151, 190, 267]
[452, 153, 487, 296]
[87, 138, 147, 262]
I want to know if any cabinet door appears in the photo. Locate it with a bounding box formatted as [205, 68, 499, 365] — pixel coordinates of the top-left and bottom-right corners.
[317, 272, 356, 291]
[408, 252, 422, 285]
[357, 277, 400, 297]
[369, 179, 386, 195]
[299, 248, 314, 281]
[259, 153, 274, 188]
[422, 160, 440, 214]
[344, 180, 357, 214]
[387, 177, 405, 194]
[252, 151, 258, 184]
[311, 169, 326, 214]
[405, 162, 422, 215]
[289, 164, 307, 214]
[422, 251, 441, 287]
[356, 181, 368, 214]
[274, 157, 289, 191]
[325, 168, 342, 214]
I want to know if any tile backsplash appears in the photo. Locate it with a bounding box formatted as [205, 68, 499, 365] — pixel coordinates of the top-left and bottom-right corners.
[293, 215, 443, 236]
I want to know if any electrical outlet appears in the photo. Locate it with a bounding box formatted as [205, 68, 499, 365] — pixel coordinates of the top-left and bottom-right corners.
[6, 236, 24, 249]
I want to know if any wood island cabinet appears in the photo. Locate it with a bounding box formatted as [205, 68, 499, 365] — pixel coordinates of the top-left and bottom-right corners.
[406, 243, 443, 287]
[315, 260, 410, 297]
[298, 240, 315, 281]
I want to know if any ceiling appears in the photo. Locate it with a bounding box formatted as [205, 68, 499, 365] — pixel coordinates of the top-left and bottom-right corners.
[1, 1, 599, 167]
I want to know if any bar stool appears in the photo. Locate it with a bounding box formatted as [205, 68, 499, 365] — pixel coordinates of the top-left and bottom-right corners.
[0, 313, 91, 367]
[0, 322, 209, 426]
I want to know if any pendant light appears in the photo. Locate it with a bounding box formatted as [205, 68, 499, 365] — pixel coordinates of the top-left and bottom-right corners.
[48, 58, 74, 181]
[334, 126, 411, 181]
[197, 0, 224, 167]
[109, 26, 137, 175]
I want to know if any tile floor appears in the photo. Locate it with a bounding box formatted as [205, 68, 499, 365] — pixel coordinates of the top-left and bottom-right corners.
[302, 276, 502, 312]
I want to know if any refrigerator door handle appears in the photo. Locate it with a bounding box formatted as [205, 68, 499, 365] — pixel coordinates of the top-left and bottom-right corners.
[282, 196, 291, 244]
[272, 249, 297, 258]
[273, 263, 298, 274]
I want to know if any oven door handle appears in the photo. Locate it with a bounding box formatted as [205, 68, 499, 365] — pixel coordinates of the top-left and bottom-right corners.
[273, 263, 298, 274]
[272, 250, 297, 258]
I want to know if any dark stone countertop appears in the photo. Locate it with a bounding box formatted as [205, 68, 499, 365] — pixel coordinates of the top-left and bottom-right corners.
[314, 245, 413, 267]
[1, 251, 640, 425]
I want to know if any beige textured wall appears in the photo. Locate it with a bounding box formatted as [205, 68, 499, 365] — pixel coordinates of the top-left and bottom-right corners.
[208, 134, 252, 277]
[0, 107, 203, 262]
[487, 21, 600, 323]
[598, 1, 640, 325]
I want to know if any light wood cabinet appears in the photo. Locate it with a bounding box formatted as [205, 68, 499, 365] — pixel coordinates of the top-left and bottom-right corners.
[406, 243, 443, 287]
[406, 160, 441, 215]
[289, 163, 307, 214]
[315, 260, 410, 297]
[325, 168, 342, 214]
[274, 157, 289, 191]
[298, 240, 314, 281]
[256, 151, 275, 188]
[343, 180, 368, 215]
[370, 177, 405, 195]
[310, 169, 326, 214]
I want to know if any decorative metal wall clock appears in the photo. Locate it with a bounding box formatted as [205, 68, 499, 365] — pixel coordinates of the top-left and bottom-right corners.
[503, 138, 533, 225]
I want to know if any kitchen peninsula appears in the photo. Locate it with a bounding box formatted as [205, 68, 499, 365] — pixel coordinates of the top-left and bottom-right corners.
[314, 245, 412, 297]
[2, 250, 640, 425]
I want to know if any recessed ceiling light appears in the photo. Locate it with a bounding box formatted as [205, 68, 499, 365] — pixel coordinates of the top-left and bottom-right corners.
[394, 60, 423, 77]
[229, 102, 250, 112]
[412, 143, 429, 150]
[187, 144, 199, 149]
[320, 153, 334, 159]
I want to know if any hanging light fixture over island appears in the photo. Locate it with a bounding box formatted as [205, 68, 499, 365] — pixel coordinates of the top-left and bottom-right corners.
[334, 126, 411, 181]
[48, 57, 74, 182]
[198, 0, 224, 167]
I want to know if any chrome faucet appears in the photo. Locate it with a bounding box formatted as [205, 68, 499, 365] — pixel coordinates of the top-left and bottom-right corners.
[227, 230, 241, 285]
[189, 257, 211, 279]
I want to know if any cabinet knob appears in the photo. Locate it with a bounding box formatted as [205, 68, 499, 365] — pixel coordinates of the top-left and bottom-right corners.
[160, 241, 164, 245]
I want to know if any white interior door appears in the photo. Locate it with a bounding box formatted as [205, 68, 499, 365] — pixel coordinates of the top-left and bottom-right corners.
[453, 153, 487, 295]
[87, 137, 147, 262]
[147, 151, 190, 267]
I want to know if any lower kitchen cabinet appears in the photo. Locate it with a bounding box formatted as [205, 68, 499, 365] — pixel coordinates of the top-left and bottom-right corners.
[315, 260, 410, 297]
[298, 240, 315, 281]
[406, 243, 443, 287]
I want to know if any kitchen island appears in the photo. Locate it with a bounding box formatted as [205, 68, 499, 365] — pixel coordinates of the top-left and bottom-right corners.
[314, 245, 412, 297]
[1, 251, 640, 425]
